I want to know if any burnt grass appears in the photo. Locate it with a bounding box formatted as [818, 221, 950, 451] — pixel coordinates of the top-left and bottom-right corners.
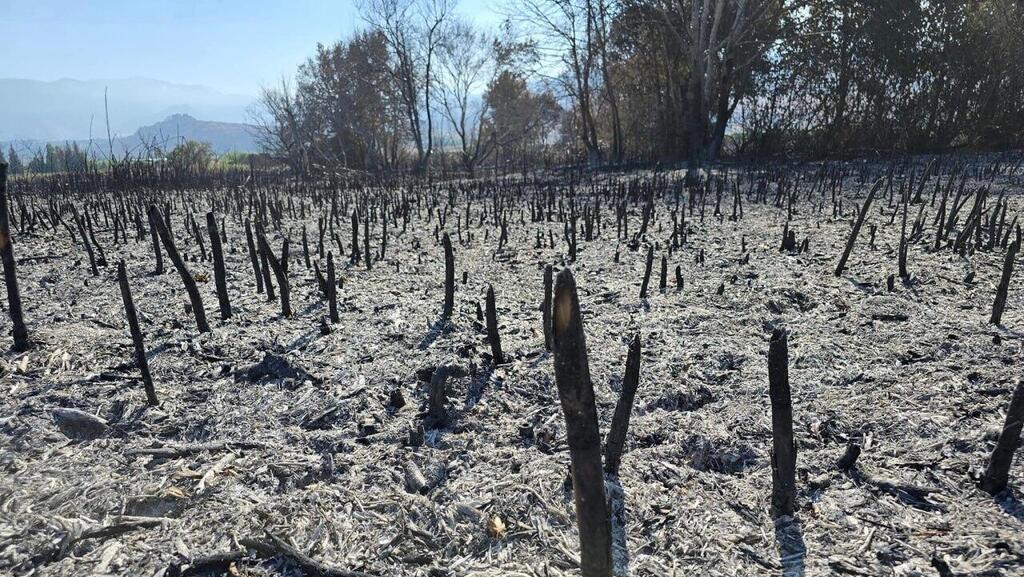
[2, 158, 1024, 576]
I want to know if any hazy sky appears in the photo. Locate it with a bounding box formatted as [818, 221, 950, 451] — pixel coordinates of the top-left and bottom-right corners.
[4, 0, 503, 97]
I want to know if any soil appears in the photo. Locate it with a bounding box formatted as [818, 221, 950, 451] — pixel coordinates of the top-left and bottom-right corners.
[2, 158, 1024, 576]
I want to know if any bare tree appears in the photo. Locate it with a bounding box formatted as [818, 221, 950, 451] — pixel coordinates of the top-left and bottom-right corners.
[593, 0, 624, 164]
[361, 0, 454, 173]
[512, 0, 604, 167]
[250, 79, 313, 176]
[437, 18, 495, 174]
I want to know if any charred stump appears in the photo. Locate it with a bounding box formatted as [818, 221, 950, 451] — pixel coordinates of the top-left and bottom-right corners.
[245, 219, 263, 294]
[980, 380, 1024, 495]
[326, 252, 339, 324]
[768, 329, 797, 516]
[257, 231, 291, 317]
[148, 205, 210, 333]
[0, 163, 29, 351]
[117, 260, 158, 406]
[206, 213, 231, 320]
[835, 179, 882, 276]
[542, 264, 553, 351]
[148, 208, 164, 275]
[442, 232, 455, 321]
[425, 365, 450, 429]
[604, 333, 641, 476]
[990, 240, 1020, 325]
[639, 245, 654, 299]
[485, 284, 504, 364]
[551, 268, 613, 577]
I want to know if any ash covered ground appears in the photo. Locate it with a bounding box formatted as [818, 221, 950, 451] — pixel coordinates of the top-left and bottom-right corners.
[2, 159, 1024, 576]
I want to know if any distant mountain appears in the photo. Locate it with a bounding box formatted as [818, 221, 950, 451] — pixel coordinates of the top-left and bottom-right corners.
[0, 77, 254, 142]
[1, 114, 261, 158]
[126, 114, 259, 155]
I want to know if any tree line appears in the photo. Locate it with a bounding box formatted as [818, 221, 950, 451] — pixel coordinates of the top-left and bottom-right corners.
[0, 140, 263, 178]
[253, 0, 1024, 176]
[0, 143, 88, 176]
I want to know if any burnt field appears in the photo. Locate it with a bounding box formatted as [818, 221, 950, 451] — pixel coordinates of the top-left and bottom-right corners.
[1, 155, 1024, 576]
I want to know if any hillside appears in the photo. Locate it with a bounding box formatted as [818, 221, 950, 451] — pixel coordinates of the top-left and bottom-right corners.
[128, 114, 259, 155]
[2, 114, 261, 159]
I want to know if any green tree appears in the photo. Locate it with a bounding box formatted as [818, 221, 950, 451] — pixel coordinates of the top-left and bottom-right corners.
[9, 147, 24, 175]
[166, 141, 214, 176]
[484, 70, 562, 169]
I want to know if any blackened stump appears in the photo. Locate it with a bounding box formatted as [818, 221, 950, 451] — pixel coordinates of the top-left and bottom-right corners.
[117, 260, 158, 406]
[442, 233, 455, 321]
[364, 216, 371, 270]
[990, 241, 1020, 325]
[351, 209, 360, 264]
[149, 205, 210, 333]
[0, 163, 29, 351]
[206, 212, 231, 319]
[605, 333, 641, 476]
[835, 179, 882, 276]
[326, 252, 339, 324]
[72, 207, 99, 276]
[551, 268, 613, 577]
[485, 284, 503, 364]
[301, 225, 311, 269]
[542, 264, 553, 351]
[639, 245, 654, 299]
[768, 329, 797, 516]
[980, 380, 1024, 495]
[257, 232, 291, 317]
[149, 208, 164, 275]
[425, 366, 450, 429]
[659, 254, 667, 293]
[245, 219, 263, 293]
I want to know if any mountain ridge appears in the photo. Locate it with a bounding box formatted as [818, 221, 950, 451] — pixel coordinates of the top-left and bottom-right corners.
[0, 77, 255, 142]
[3, 113, 261, 157]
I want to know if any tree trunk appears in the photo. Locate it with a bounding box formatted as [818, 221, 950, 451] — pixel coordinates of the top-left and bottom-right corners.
[0, 163, 29, 351]
[551, 268, 613, 576]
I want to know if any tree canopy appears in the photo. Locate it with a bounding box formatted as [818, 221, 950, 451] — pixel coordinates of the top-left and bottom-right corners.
[253, 0, 1024, 175]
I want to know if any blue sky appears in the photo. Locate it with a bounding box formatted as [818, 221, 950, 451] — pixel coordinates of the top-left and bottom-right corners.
[3, 0, 503, 97]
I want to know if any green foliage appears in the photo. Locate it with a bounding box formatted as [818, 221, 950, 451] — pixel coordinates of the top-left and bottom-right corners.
[258, 0, 1024, 170]
[217, 151, 251, 168]
[731, 0, 1024, 157]
[484, 71, 562, 166]
[21, 142, 89, 174]
[166, 140, 214, 175]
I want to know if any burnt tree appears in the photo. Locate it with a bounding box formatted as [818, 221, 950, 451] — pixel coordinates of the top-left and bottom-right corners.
[148, 205, 210, 333]
[551, 268, 613, 577]
[206, 212, 231, 319]
[605, 333, 641, 476]
[117, 260, 158, 406]
[0, 163, 29, 351]
[768, 329, 797, 516]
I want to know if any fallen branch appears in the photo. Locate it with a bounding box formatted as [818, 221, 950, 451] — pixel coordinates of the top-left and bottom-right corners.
[126, 441, 263, 458]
